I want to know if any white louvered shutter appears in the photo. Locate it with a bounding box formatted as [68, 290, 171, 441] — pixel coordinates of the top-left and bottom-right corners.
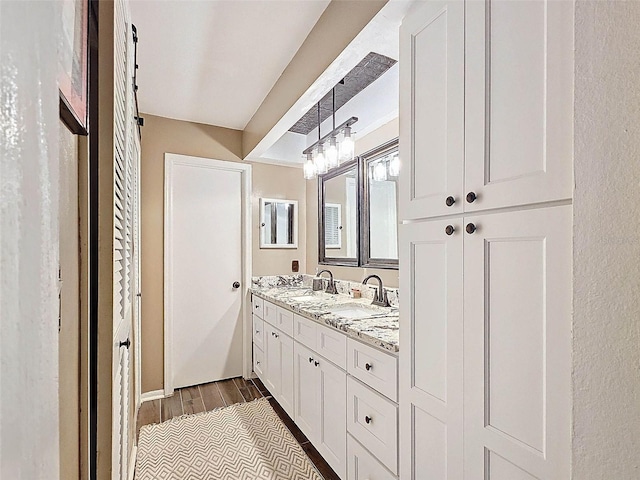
[325, 203, 342, 249]
[112, 0, 139, 478]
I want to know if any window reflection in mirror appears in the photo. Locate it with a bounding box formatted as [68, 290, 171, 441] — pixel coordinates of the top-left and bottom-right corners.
[362, 139, 399, 268]
[260, 198, 298, 249]
[319, 161, 359, 266]
[365, 144, 399, 264]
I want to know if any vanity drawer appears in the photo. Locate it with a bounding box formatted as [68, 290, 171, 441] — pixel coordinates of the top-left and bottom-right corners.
[347, 434, 396, 480]
[253, 345, 265, 380]
[293, 314, 317, 350]
[253, 315, 265, 350]
[316, 322, 347, 370]
[252, 295, 264, 319]
[347, 376, 398, 474]
[275, 306, 294, 337]
[263, 300, 278, 326]
[347, 339, 398, 402]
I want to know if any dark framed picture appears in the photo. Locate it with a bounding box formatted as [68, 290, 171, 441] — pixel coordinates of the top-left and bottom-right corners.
[59, 0, 89, 135]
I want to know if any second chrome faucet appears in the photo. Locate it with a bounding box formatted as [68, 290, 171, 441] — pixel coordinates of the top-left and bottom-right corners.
[362, 274, 391, 308]
[316, 269, 338, 294]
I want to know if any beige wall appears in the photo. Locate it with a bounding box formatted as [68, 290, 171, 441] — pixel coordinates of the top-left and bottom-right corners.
[252, 163, 307, 276]
[306, 118, 400, 287]
[59, 121, 80, 480]
[140, 114, 307, 392]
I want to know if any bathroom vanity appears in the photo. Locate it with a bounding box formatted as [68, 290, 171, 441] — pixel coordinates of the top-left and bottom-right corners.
[251, 275, 399, 480]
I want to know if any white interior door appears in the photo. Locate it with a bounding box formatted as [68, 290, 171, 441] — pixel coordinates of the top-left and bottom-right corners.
[165, 154, 249, 391]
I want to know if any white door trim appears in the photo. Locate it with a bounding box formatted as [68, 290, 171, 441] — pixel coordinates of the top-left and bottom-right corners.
[163, 153, 252, 397]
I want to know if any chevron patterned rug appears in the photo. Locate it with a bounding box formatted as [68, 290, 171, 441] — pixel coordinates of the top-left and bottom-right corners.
[135, 397, 323, 480]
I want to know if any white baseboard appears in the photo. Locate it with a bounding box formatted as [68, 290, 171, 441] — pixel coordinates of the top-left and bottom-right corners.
[140, 389, 165, 403]
[128, 445, 137, 480]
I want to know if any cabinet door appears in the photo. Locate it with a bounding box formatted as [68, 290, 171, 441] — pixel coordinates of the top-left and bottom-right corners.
[316, 356, 347, 479]
[279, 333, 295, 418]
[399, 218, 464, 479]
[463, 206, 572, 479]
[253, 345, 265, 381]
[265, 325, 281, 397]
[399, 0, 464, 221]
[294, 342, 319, 442]
[464, 0, 574, 211]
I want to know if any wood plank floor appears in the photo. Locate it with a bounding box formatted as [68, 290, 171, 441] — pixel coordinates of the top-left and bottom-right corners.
[136, 377, 340, 480]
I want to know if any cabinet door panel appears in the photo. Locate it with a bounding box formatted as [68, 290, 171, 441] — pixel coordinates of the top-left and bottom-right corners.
[265, 325, 281, 397]
[253, 345, 265, 381]
[294, 342, 319, 442]
[317, 356, 347, 478]
[399, 0, 464, 220]
[279, 333, 295, 418]
[399, 219, 463, 480]
[347, 434, 396, 480]
[263, 300, 278, 326]
[463, 206, 572, 479]
[465, 0, 574, 210]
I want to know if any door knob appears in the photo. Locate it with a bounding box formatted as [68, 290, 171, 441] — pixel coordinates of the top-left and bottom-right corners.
[365, 363, 373, 371]
[466, 191, 477, 203]
[445, 196, 455, 207]
[445, 225, 455, 236]
[119, 338, 131, 349]
[232, 281, 240, 289]
[314, 361, 320, 367]
[466, 223, 477, 234]
[365, 415, 372, 424]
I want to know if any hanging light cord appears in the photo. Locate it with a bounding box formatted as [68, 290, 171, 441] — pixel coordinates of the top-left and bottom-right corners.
[317, 102, 321, 143]
[332, 88, 336, 131]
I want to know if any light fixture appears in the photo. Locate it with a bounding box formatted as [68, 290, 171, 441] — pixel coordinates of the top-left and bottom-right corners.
[373, 160, 388, 181]
[303, 152, 316, 179]
[389, 153, 400, 177]
[301, 80, 358, 179]
[326, 135, 339, 168]
[315, 143, 327, 174]
[340, 126, 355, 162]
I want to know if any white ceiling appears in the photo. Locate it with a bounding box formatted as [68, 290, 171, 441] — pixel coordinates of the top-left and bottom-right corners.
[129, 0, 330, 130]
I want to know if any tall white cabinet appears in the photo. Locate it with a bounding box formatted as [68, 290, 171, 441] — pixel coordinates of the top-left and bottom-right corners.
[399, 1, 573, 479]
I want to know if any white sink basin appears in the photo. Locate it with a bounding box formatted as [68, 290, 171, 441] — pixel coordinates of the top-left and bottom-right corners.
[326, 304, 380, 319]
[289, 295, 318, 302]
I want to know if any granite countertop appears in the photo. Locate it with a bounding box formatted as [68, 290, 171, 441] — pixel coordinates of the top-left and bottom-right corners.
[250, 284, 399, 354]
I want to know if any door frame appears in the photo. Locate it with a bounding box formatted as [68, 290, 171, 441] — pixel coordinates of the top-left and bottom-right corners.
[163, 153, 252, 396]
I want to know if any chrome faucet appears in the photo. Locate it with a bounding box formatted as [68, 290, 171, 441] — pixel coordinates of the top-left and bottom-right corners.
[316, 269, 338, 295]
[362, 274, 391, 307]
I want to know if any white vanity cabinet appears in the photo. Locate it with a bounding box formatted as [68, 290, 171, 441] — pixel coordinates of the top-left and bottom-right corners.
[252, 295, 399, 480]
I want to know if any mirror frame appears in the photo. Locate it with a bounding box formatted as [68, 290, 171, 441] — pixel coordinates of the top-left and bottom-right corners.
[318, 159, 361, 267]
[360, 138, 399, 269]
[259, 197, 299, 249]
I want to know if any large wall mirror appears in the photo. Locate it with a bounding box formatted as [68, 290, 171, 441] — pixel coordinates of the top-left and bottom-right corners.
[362, 139, 399, 268]
[260, 198, 298, 249]
[318, 138, 399, 269]
[318, 161, 359, 266]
